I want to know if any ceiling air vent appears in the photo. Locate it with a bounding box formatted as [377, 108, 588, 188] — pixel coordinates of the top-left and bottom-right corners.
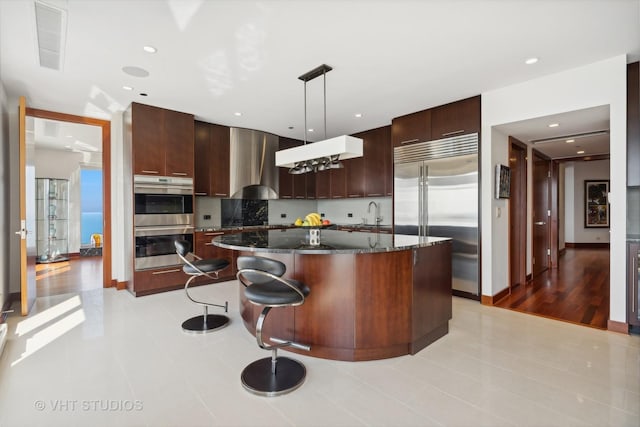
[34, 1, 67, 70]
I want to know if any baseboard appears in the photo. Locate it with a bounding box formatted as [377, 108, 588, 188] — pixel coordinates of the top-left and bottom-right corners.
[565, 242, 610, 249]
[481, 287, 510, 306]
[116, 280, 128, 290]
[607, 319, 628, 334]
[559, 247, 566, 256]
[526, 273, 532, 283]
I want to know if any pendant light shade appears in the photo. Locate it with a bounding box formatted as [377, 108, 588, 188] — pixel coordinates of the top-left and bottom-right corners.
[275, 64, 363, 174]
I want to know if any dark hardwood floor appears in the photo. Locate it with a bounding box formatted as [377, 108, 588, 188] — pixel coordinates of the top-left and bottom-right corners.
[36, 256, 103, 297]
[495, 248, 610, 329]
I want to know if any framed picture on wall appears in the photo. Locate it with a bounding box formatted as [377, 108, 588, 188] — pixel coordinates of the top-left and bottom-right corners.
[495, 164, 511, 199]
[584, 180, 609, 228]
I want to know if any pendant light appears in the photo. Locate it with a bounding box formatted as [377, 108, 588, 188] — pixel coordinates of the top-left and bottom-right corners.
[275, 64, 363, 174]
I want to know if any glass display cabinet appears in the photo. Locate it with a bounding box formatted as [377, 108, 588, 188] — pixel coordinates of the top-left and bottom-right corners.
[36, 178, 69, 263]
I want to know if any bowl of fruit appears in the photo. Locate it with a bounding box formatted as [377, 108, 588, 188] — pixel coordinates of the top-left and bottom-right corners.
[294, 212, 331, 228]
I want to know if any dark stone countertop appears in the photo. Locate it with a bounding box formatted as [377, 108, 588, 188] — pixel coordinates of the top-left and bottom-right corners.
[212, 228, 450, 254]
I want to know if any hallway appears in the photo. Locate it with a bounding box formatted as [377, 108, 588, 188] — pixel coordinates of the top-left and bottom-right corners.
[496, 248, 610, 329]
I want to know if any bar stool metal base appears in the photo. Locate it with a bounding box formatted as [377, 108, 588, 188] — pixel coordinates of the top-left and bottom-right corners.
[181, 314, 229, 334]
[241, 356, 306, 397]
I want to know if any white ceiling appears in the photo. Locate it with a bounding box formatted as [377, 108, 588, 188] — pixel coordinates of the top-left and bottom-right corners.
[1, 0, 639, 158]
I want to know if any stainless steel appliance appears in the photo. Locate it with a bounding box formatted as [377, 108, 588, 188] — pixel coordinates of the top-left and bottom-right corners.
[134, 175, 194, 269]
[229, 128, 279, 199]
[134, 175, 193, 227]
[393, 133, 479, 296]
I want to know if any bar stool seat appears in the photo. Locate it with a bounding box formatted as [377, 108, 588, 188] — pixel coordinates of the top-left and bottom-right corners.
[175, 240, 230, 334]
[236, 255, 310, 396]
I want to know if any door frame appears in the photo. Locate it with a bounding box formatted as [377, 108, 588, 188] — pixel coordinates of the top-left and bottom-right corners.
[26, 108, 113, 288]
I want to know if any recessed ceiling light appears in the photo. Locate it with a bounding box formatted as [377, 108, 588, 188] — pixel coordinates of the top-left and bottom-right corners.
[234, 112, 242, 116]
[288, 126, 294, 130]
[122, 85, 133, 91]
[565, 139, 575, 143]
[64, 145, 71, 149]
[143, 46, 157, 53]
[122, 66, 149, 77]
[139, 93, 148, 97]
[525, 57, 538, 65]
[354, 113, 362, 118]
[308, 128, 314, 132]
[548, 123, 559, 128]
[66, 135, 73, 138]
[577, 150, 585, 154]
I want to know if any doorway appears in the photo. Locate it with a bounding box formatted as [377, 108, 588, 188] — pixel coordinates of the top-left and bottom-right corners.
[494, 106, 611, 329]
[26, 108, 111, 297]
[509, 137, 527, 291]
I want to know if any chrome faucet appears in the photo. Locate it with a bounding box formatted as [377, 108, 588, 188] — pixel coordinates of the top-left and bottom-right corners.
[367, 201, 382, 226]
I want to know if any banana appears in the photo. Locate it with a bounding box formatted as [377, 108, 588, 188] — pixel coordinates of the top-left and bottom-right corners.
[304, 212, 322, 226]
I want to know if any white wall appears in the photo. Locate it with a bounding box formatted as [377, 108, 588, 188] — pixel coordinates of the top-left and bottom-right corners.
[564, 160, 611, 244]
[482, 55, 627, 323]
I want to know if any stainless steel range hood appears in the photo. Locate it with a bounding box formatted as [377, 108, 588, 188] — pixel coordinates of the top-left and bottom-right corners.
[229, 127, 279, 199]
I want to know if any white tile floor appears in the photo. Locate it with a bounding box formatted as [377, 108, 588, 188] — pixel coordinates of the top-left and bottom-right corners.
[0, 280, 639, 427]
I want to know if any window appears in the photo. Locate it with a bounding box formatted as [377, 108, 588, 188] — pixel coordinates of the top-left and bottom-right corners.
[80, 168, 102, 244]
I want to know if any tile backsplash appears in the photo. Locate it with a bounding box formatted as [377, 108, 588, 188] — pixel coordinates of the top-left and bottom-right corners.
[195, 196, 392, 228]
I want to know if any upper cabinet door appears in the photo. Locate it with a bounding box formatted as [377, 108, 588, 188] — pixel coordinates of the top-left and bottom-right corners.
[362, 126, 391, 197]
[430, 95, 481, 140]
[132, 103, 165, 175]
[278, 138, 296, 199]
[628, 62, 640, 186]
[209, 123, 230, 197]
[391, 109, 431, 147]
[194, 121, 212, 195]
[165, 109, 195, 177]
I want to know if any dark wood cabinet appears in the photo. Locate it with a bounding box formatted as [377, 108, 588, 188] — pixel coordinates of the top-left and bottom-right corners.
[391, 109, 431, 147]
[194, 121, 230, 197]
[628, 62, 640, 186]
[279, 137, 314, 199]
[130, 103, 164, 175]
[330, 167, 346, 199]
[356, 125, 391, 197]
[132, 266, 189, 296]
[129, 102, 194, 177]
[345, 155, 365, 198]
[278, 138, 295, 199]
[165, 110, 195, 177]
[194, 231, 235, 280]
[315, 170, 331, 199]
[430, 95, 481, 140]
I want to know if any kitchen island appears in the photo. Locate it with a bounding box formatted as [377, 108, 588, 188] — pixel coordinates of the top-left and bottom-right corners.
[214, 228, 452, 361]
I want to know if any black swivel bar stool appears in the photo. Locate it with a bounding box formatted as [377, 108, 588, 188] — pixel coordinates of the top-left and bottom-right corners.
[175, 240, 230, 333]
[236, 255, 310, 396]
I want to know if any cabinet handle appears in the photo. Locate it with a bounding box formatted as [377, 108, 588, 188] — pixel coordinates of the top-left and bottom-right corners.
[194, 192, 207, 196]
[295, 196, 305, 199]
[333, 196, 344, 199]
[368, 193, 383, 196]
[214, 193, 227, 196]
[205, 232, 223, 236]
[441, 130, 465, 137]
[141, 170, 159, 174]
[152, 269, 181, 275]
[172, 172, 188, 176]
[348, 195, 361, 198]
[281, 196, 292, 199]
[400, 138, 419, 145]
[634, 254, 638, 313]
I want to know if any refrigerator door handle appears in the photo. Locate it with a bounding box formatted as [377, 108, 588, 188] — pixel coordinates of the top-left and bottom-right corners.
[418, 164, 424, 237]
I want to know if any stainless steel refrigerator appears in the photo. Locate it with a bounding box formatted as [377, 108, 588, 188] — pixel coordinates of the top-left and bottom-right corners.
[393, 133, 479, 296]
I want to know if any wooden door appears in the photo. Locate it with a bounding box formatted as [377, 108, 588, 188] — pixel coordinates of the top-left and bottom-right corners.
[509, 137, 527, 289]
[314, 170, 330, 199]
[330, 167, 346, 198]
[278, 138, 295, 199]
[532, 149, 551, 277]
[18, 97, 37, 315]
[363, 126, 389, 197]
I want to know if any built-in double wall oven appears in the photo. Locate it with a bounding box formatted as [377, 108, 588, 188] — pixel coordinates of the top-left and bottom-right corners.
[134, 175, 194, 270]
